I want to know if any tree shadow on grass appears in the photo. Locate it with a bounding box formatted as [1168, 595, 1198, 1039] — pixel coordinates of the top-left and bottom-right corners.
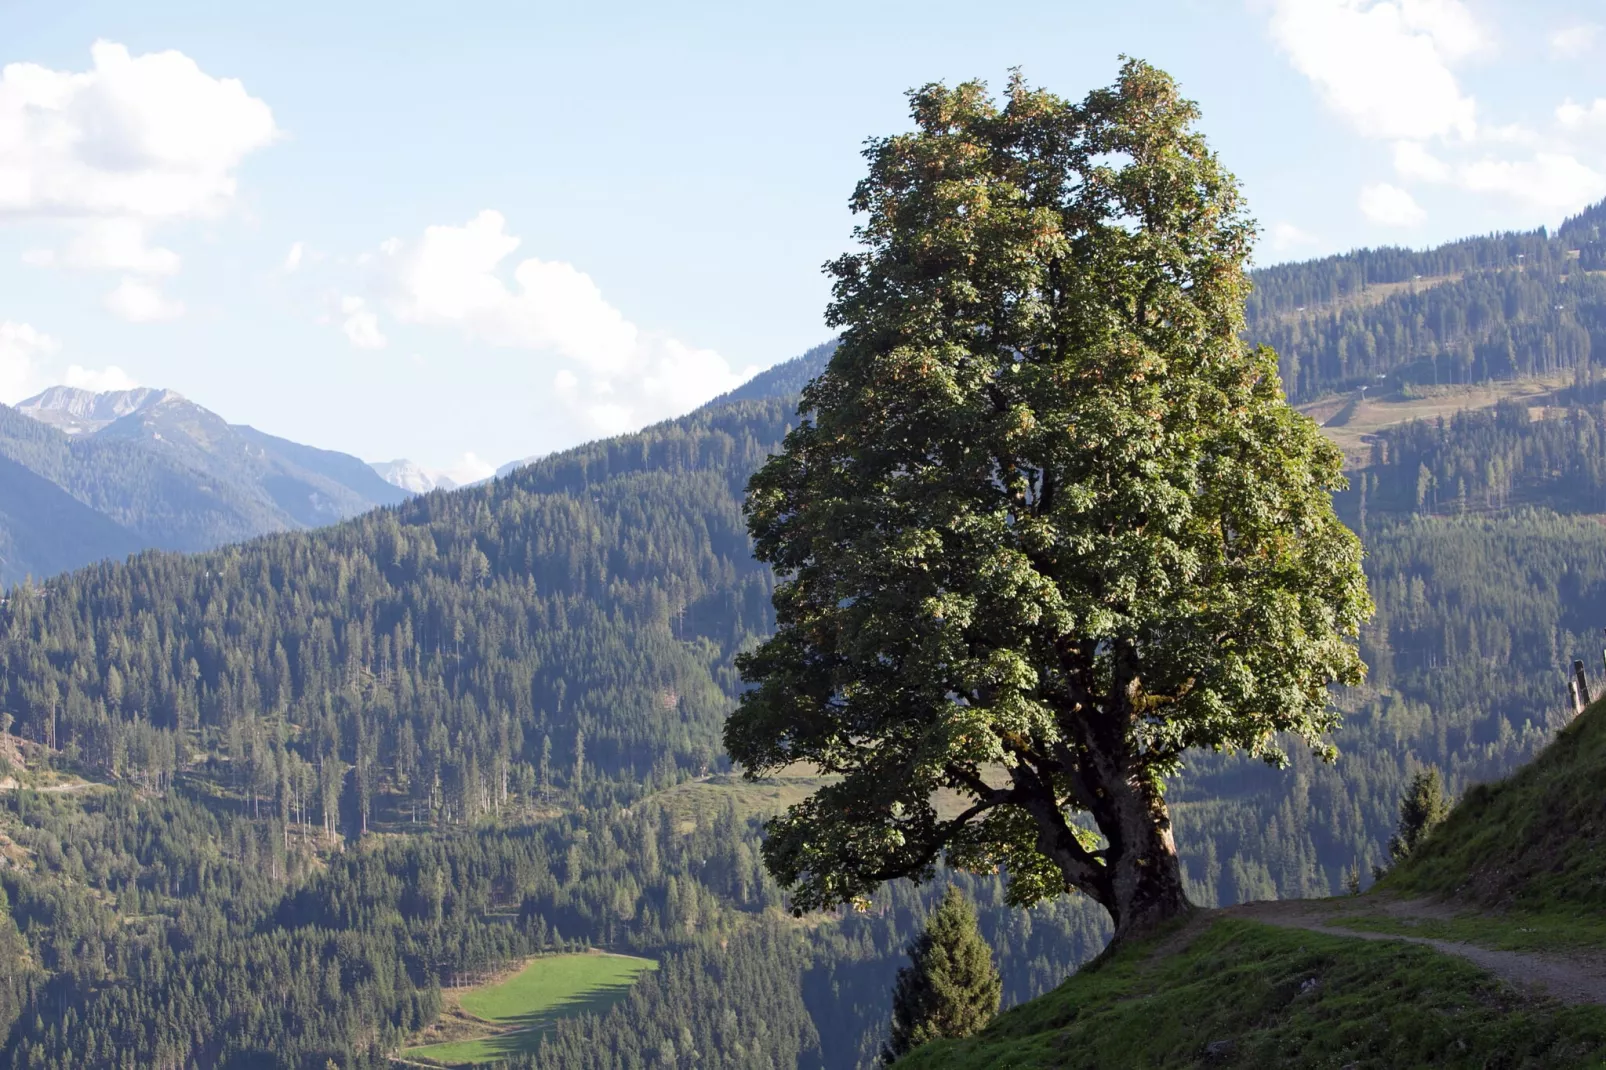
[471, 972, 644, 1059]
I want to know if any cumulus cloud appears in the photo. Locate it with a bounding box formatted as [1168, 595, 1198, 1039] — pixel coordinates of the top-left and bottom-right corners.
[63, 364, 139, 392]
[1359, 182, 1427, 226]
[283, 241, 304, 273]
[1393, 140, 1450, 182]
[368, 210, 756, 435]
[1551, 24, 1600, 59]
[24, 219, 180, 274]
[1267, 1, 1606, 226]
[1268, 0, 1483, 141]
[0, 41, 277, 315]
[340, 295, 387, 350]
[1458, 153, 1606, 213]
[442, 452, 496, 486]
[104, 277, 184, 322]
[0, 41, 278, 220]
[0, 321, 59, 404]
[1267, 221, 1318, 253]
[1557, 98, 1606, 130]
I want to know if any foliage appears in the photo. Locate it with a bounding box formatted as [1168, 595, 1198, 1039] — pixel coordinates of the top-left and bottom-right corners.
[728, 62, 1369, 938]
[1386, 766, 1451, 864]
[883, 887, 1000, 1063]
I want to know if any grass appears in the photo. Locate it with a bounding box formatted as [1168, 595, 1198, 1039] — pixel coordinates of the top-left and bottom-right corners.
[1327, 908, 1606, 954]
[1296, 372, 1574, 466]
[1382, 698, 1606, 924]
[403, 952, 656, 1066]
[900, 918, 1606, 1069]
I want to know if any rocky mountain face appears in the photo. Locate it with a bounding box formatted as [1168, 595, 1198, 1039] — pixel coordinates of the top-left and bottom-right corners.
[15, 386, 174, 435]
[0, 387, 408, 586]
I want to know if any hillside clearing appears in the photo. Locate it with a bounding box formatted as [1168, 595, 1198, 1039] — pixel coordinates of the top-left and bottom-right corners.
[401, 952, 656, 1066]
[1298, 373, 1576, 465]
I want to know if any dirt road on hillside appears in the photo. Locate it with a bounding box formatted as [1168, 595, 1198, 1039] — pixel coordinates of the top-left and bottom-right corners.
[1231, 898, 1606, 1007]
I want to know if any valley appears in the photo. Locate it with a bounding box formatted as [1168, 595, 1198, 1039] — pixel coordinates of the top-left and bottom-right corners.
[5, 156, 1606, 1069]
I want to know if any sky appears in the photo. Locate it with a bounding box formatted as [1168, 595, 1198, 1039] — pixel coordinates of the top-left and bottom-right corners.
[2, 0, 1605, 479]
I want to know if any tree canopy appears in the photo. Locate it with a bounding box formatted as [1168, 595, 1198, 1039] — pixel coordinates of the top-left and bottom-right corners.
[727, 61, 1372, 940]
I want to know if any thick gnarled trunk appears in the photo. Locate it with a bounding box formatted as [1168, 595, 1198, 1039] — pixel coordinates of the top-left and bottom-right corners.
[1019, 694, 1195, 943]
[1100, 779, 1192, 941]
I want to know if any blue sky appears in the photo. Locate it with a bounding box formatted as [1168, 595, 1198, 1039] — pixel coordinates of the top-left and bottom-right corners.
[1, 0, 1604, 478]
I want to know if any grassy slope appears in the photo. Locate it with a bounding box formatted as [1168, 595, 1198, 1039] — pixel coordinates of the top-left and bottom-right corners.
[901, 918, 1606, 1069]
[404, 953, 656, 1066]
[903, 704, 1606, 1069]
[1321, 697, 1606, 956]
[1384, 698, 1606, 917]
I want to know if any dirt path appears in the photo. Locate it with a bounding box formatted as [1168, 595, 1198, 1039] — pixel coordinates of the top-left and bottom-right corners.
[1230, 898, 1606, 1007]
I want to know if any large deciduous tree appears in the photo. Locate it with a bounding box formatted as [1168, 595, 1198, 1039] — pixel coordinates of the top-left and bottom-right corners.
[725, 61, 1372, 943]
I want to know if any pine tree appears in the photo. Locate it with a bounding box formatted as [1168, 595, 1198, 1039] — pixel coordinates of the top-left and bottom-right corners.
[883, 886, 1001, 1062]
[1388, 766, 1452, 863]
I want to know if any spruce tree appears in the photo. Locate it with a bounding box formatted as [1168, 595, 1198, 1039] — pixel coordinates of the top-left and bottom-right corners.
[883, 886, 1002, 1062]
[1388, 766, 1452, 863]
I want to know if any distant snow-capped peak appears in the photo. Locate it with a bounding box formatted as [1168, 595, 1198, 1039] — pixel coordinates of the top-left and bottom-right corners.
[369, 459, 459, 495]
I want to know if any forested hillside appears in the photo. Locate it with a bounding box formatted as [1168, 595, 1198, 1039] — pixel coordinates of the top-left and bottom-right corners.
[0, 371, 1109, 1067]
[1246, 200, 1606, 401]
[10, 189, 1606, 1065]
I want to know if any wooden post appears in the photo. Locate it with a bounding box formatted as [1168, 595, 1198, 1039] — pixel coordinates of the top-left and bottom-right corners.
[1570, 677, 1584, 718]
[1574, 659, 1592, 708]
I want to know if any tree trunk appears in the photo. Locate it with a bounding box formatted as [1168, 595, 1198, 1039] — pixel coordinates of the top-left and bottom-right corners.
[1101, 777, 1192, 942]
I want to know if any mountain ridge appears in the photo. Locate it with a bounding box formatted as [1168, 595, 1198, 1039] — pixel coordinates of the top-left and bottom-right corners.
[0, 386, 408, 586]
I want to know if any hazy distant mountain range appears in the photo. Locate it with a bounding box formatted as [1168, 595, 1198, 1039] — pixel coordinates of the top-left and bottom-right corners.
[0, 386, 409, 585]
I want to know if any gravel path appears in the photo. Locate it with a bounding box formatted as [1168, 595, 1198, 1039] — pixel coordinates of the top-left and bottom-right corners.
[1231, 898, 1606, 1007]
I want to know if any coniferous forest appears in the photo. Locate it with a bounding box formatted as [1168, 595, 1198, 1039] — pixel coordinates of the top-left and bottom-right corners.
[6, 204, 1606, 1065]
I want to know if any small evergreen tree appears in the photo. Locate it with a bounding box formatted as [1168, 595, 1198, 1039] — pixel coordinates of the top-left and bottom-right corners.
[1388, 766, 1452, 863]
[883, 886, 1001, 1063]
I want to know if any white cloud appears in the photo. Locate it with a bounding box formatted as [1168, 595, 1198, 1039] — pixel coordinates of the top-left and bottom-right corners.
[63, 363, 138, 392]
[0, 321, 59, 404]
[340, 295, 387, 350]
[1557, 98, 1606, 130]
[442, 452, 496, 486]
[0, 41, 278, 220]
[1393, 140, 1450, 182]
[0, 41, 276, 288]
[283, 241, 304, 273]
[371, 210, 756, 434]
[24, 218, 180, 274]
[1268, 0, 1483, 141]
[1267, 221, 1318, 253]
[1458, 153, 1606, 213]
[1359, 182, 1427, 226]
[1551, 24, 1600, 59]
[104, 277, 184, 322]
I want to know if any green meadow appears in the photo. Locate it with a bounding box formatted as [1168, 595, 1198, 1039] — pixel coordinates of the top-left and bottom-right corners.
[405, 952, 657, 1066]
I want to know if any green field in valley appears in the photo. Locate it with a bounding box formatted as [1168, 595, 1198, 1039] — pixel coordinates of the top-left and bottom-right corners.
[404, 952, 657, 1066]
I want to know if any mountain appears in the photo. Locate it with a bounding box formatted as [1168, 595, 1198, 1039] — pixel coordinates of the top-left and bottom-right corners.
[1243, 203, 1606, 402]
[15, 385, 173, 435]
[371, 458, 459, 494]
[0, 386, 409, 586]
[0, 452, 143, 583]
[10, 192, 1606, 1067]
